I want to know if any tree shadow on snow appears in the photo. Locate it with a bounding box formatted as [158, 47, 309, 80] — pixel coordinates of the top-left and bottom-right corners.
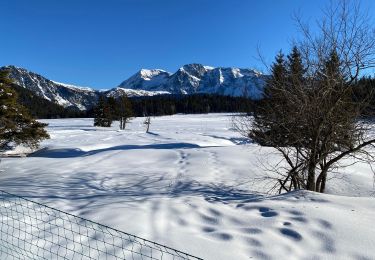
[0, 171, 264, 207]
[29, 143, 202, 158]
[201, 134, 252, 145]
[0, 171, 340, 258]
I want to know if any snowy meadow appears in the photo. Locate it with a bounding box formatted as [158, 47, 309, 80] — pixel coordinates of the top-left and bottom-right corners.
[1, 114, 375, 260]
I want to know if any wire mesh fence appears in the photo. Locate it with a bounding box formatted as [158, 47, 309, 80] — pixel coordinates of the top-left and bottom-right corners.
[0, 190, 203, 260]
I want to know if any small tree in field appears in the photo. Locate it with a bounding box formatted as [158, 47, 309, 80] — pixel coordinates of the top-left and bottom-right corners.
[118, 94, 133, 130]
[144, 117, 151, 133]
[94, 96, 112, 127]
[236, 1, 375, 193]
[0, 70, 49, 151]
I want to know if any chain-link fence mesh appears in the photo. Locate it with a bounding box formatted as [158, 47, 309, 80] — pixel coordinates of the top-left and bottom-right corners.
[0, 190, 203, 260]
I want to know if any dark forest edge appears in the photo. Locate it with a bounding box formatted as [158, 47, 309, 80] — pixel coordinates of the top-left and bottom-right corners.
[13, 85, 257, 118]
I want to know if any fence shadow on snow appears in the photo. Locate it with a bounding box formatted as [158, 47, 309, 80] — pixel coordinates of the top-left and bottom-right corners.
[0, 190, 202, 260]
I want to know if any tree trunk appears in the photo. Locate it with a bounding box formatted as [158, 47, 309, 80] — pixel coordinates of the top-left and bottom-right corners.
[146, 123, 150, 133]
[315, 168, 328, 193]
[319, 171, 328, 193]
[120, 117, 126, 130]
[291, 174, 298, 190]
[306, 162, 316, 191]
[316, 175, 322, 192]
[278, 176, 290, 194]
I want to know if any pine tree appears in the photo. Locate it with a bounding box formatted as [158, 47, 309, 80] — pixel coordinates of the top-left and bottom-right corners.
[321, 50, 342, 86]
[93, 96, 112, 127]
[0, 70, 49, 151]
[268, 51, 287, 92]
[287, 46, 305, 85]
[118, 95, 133, 130]
[107, 96, 119, 121]
[261, 50, 288, 109]
[251, 51, 290, 146]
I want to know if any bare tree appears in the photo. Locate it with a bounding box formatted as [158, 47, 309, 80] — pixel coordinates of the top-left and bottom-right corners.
[235, 1, 375, 193]
[144, 117, 151, 133]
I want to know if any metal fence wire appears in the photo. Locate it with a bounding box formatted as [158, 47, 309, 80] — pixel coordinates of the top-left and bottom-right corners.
[0, 190, 203, 260]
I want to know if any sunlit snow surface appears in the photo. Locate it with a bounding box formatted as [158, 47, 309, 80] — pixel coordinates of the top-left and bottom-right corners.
[1, 114, 374, 259]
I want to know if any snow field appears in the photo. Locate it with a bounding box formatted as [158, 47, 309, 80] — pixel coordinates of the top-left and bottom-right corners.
[0, 114, 374, 259]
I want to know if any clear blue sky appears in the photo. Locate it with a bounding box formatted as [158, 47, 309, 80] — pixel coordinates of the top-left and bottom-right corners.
[0, 0, 374, 89]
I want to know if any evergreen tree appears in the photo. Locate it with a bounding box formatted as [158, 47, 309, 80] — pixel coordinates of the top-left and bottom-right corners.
[320, 50, 342, 86]
[287, 46, 305, 85]
[267, 51, 287, 94]
[0, 70, 49, 151]
[118, 95, 133, 130]
[93, 96, 112, 127]
[107, 96, 119, 121]
[353, 76, 375, 115]
[251, 51, 290, 146]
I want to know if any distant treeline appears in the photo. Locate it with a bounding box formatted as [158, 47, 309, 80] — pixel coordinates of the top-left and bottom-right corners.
[114, 94, 255, 117]
[13, 83, 256, 118]
[353, 77, 375, 115]
[86, 94, 257, 117]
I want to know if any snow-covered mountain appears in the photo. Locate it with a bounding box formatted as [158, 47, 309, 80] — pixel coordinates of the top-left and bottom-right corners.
[1, 64, 267, 110]
[106, 88, 170, 99]
[119, 64, 266, 98]
[0, 66, 173, 110]
[2, 66, 99, 110]
[118, 69, 171, 91]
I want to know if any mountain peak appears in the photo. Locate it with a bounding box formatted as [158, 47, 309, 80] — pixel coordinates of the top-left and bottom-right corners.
[118, 68, 171, 90]
[180, 63, 205, 70]
[138, 69, 170, 80]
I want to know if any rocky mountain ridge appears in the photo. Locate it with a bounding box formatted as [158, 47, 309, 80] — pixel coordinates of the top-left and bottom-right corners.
[1, 64, 266, 110]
